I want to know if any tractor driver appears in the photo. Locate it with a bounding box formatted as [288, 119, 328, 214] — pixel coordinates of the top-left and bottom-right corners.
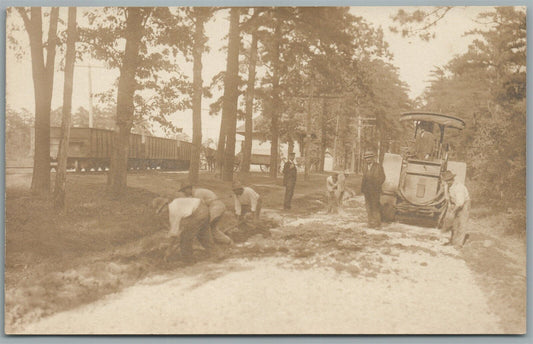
[415, 121, 436, 160]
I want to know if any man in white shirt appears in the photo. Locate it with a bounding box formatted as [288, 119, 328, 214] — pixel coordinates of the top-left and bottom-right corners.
[178, 183, 233, 245]
[441, 170, 471, 247]
[232, 181, 261, 221]
[152, 196, 214, 262]
[336, 171, 347, 207]
[326, 173, 339, 214]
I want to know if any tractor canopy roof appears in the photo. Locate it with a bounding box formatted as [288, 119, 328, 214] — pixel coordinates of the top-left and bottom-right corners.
[400, 112, 465, 130]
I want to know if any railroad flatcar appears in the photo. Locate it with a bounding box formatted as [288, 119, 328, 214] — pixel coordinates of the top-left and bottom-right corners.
[50, 127, 192, 171]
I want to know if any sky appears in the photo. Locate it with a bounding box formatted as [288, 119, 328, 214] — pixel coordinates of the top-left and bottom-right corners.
[5, 6, 494, 142]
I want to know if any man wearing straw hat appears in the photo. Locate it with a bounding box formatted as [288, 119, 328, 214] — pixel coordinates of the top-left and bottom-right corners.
[441, 170, 471, 247]
[361, 151, 385, 228]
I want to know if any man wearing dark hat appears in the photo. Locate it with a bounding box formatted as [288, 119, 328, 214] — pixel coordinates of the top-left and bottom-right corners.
[232, 181, 262, 221]
[441, 170, 470, 247]
[282, 152, 297, 210]
[361, 151, 386, 228]
[178, 182, 233, 245]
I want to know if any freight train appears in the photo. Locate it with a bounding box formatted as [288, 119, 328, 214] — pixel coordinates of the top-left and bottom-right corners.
[50, 127, 192, 172]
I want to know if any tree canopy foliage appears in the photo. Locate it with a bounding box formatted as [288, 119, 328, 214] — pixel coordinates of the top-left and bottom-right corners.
[247, 7, 410, 172]
[420, 7, 526, 204]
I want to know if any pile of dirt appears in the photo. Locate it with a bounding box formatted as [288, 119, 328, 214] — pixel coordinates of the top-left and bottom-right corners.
[225, 217, 279, 243]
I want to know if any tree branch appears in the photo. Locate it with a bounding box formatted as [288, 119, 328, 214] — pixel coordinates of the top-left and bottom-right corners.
[45, 7, 59, 71]
[411, 7, 453, 34]
[16, 7, 31, 31]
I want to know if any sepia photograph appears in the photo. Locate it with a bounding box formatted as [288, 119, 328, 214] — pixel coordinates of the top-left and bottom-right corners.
[4, 5, 527, 334]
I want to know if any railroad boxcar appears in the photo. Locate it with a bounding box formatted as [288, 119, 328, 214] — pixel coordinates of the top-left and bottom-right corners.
[50, 127, 192, 171]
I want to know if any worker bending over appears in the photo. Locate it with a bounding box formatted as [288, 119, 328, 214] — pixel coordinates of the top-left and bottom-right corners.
[152, 196, 214, 263]
[232, 181, 262, 221]
[178, 182, 233, 245]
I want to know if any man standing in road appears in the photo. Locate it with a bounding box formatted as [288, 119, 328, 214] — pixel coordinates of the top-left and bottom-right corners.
[441, 170, 471, 247]
[361, 151, 385, 228]
[178, 182, 233, 245]
[336, 171, 347, 210]
[282, 152, 297, 210]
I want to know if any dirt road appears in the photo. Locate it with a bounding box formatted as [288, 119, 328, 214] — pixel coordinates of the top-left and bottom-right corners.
[16, 196, 502, 334]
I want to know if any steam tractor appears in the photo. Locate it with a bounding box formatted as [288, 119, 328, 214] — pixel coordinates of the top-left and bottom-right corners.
[380, 112, 466, 227]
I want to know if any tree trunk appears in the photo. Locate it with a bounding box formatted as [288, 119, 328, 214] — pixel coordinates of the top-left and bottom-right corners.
[241, 20, 258, 176]
[19, 7, 59, 195]
[288, 139, 294, 155]
[319, 98, 327, 172]
[107, 8, 145, 196]
[378, 128, 386, 164]
[269, 18, 282, 179]
[221, 8, 241, 182]
[189, 12, 205, 184]
[304, 88, 312, 181]
[333, 112, 345, 170]
[216, 117, 227, 176]
[53, 7, 77, 210]
[350, 133, 356, 172]
[358, 117, 364, 173]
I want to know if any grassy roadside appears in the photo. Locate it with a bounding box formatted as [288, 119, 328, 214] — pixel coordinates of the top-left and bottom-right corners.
[461, 209, 527, 333]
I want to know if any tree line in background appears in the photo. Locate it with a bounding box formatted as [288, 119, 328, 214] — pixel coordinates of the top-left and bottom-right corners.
[7, 6, 525, 210]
